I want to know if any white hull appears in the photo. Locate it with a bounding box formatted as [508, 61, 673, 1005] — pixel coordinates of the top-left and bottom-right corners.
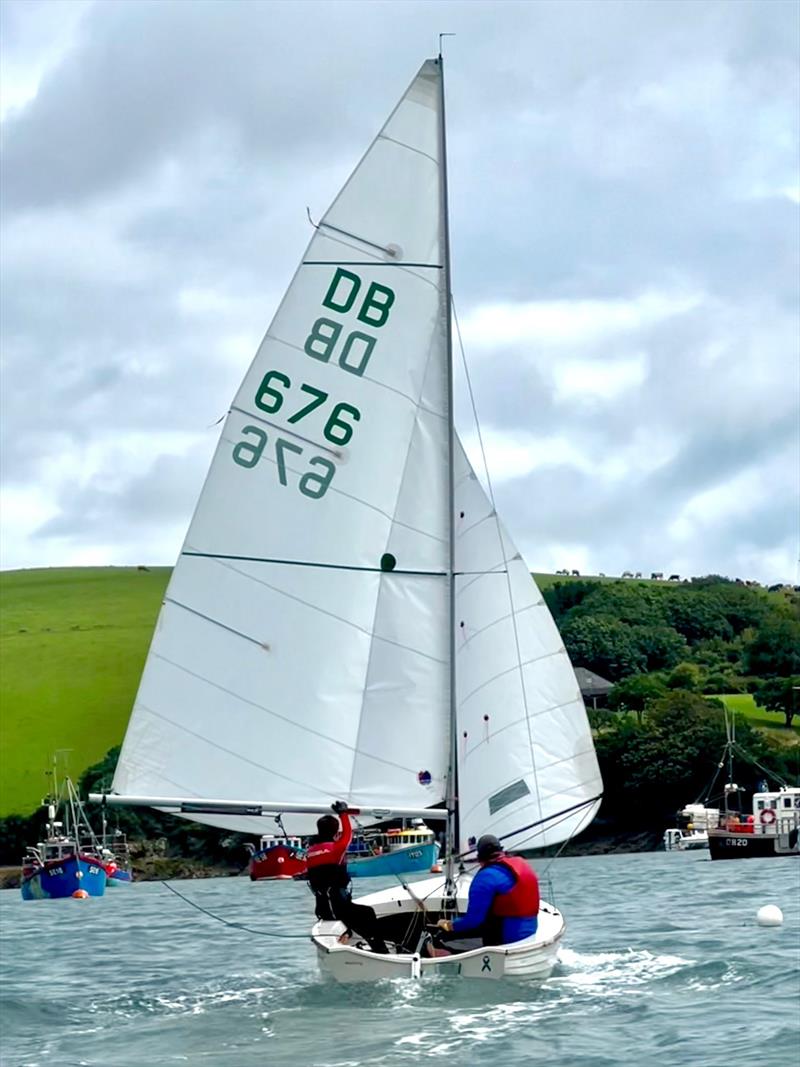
[664, 829, 709, 851]
[312, 873, 564, 984]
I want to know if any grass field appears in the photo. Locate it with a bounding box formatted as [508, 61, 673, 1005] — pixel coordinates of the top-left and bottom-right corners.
[712, 693, 800, 741]
[0, 567, 170, 817]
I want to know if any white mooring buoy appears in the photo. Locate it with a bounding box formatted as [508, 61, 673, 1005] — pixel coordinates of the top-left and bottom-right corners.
[756, 905, 784, 927]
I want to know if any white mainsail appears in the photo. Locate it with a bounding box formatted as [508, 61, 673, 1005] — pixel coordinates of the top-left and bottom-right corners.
[109, 56, 601, 849]
[112, 60, 451, 834]
[454, 442, 602, 851]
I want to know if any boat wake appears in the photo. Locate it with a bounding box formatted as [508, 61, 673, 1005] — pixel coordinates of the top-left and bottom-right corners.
[554, 946, 694, 994]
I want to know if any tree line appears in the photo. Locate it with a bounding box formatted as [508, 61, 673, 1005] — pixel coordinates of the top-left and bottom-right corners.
[1, 574, 797, 863]
[545, 575, 799, 725]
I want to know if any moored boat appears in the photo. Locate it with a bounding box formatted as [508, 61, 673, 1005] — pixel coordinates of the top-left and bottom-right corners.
[663, 804, 719, 852]
[21, 842, 108, 900]
[708, 786, 800, 860]
[101, 845, 134, 887]
[21, 777, 108, 900]
[248, 823, 440, 880]
[347, 824, 440, 878]
[248, 833, 307, 880]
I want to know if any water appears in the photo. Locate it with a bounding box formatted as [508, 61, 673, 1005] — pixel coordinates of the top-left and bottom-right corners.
[1, 851, 798, 1067]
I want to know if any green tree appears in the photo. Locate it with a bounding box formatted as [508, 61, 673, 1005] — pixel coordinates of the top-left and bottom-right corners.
[568, 583, 667, 627]
[667, 662, 705, 691]
[754, 677, 800, 728]
[663, 592, 733, 644]
[541, 580, 598, 624]
[744, 618, 800, 677]
[607, 673, 668, 722]
[562, 615, 646, 680]
[631, 624, 688, 672]
[0, 811, 47, 866]
[712, 584, 771, 635]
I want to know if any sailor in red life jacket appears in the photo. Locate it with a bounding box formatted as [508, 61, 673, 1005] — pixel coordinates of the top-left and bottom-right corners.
[306, 801, 389, 954]
[428, 834, 539, 955]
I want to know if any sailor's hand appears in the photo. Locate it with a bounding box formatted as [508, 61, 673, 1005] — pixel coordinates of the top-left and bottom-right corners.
[331, 800, 349, 814]
[436, 919, 453, 933]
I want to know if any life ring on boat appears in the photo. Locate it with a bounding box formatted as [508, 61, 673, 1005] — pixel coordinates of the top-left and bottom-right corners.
[759, 809, 776, 825]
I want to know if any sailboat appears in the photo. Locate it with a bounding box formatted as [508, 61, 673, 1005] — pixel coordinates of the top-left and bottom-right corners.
[90, 55, 602, 981]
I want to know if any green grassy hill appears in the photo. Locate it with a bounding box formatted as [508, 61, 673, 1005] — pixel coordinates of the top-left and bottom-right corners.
[1, 566, 795, 819]
[0, 567, 170, 817]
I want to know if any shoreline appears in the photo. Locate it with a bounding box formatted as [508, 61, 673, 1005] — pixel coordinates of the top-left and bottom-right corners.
[0, 830, 666, 890]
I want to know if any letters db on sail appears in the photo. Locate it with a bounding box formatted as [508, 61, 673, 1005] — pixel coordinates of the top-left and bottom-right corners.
[217, 194, 447, 573]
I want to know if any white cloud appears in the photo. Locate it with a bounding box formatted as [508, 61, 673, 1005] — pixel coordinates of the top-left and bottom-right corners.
[552, 354, 647, 401]
[0, 0, 92, 120]
[460, 292, 699, 350]
[0, 0, 797, 585]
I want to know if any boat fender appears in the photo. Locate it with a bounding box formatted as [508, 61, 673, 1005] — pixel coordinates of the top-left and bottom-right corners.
[760, 809, 776, 825]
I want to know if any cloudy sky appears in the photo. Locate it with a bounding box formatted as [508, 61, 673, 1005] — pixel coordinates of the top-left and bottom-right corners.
[1, 0, 798, 584]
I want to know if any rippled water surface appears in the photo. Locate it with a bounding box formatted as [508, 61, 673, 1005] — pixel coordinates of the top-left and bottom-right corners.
[1, 851, 798, 1067]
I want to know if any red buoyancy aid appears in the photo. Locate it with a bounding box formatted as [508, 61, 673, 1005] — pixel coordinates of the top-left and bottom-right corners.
[488, 855, 540, 918]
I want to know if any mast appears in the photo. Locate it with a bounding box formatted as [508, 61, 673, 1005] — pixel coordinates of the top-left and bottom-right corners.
[437, 52, 459, 891]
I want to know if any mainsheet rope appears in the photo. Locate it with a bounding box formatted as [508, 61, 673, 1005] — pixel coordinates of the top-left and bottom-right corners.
[160, 880, 311, 938]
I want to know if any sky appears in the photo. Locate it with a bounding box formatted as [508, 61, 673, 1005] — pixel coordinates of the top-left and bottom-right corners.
[1, 0, 798, 585]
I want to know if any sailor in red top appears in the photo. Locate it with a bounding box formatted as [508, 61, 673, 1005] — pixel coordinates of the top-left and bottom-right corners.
[306, 801, 389, 954]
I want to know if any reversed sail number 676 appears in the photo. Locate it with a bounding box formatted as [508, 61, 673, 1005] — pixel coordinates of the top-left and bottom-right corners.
[232, 427, 335, 500]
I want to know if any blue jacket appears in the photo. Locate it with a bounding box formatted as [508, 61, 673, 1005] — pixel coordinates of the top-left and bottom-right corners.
[452, 865, 538, 943]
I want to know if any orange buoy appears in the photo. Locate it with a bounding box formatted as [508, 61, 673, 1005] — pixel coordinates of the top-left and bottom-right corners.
[430, 863, 443, 873]
[72, 889, 89, 899]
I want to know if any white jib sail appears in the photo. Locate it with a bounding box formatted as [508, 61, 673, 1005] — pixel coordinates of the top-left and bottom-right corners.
[454, 440, 602, 851]
[112, 60, 451, 834]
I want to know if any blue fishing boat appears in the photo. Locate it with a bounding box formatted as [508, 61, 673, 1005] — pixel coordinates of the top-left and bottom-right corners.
[104, 865, 134, 887]
[21, 845, 107, 900]
[20, 773, 116, 900]
[347, 824, 441, 879]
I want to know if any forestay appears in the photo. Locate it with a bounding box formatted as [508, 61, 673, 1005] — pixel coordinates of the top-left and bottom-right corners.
[112, 60, 451, 834]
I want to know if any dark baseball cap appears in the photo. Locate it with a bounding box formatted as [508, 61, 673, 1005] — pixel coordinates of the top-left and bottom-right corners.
[476, 834, 503, 861]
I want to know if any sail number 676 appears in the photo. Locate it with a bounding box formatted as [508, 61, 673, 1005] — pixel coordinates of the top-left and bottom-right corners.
[255, 370, 360, 446]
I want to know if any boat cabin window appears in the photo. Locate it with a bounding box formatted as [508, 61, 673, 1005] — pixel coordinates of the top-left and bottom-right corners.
[782, 797, 792, 809]
[45, 844, 74, 860]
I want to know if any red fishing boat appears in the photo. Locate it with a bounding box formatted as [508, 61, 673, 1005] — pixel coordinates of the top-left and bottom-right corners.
[248, 833, 307, 880]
